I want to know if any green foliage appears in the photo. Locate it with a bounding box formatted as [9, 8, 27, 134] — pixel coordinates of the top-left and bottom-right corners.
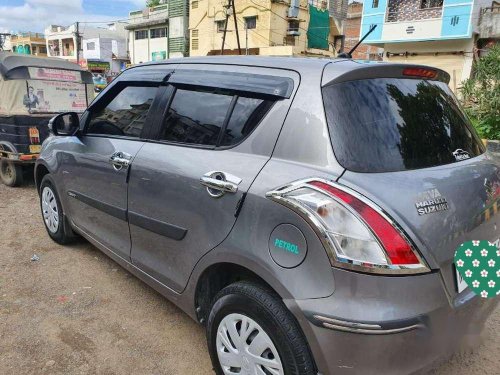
[460, 45, 500, 140]
[146, 0, 161, 7]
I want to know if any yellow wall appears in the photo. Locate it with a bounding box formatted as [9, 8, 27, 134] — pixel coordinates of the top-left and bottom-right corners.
[189, 0, 336, 57]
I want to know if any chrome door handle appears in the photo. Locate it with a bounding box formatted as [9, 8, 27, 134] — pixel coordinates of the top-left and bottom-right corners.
[200, 171, 242, 198]
[110, 151, 132, 170]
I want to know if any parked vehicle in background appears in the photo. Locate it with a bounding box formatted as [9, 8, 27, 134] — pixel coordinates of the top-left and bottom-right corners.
[0, 52, 93, 186]
[36, 57, 499, 375]
[92, 73, 107, 93]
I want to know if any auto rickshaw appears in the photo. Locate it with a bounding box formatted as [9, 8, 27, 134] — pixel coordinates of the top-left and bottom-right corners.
[0, 52, 94, 186]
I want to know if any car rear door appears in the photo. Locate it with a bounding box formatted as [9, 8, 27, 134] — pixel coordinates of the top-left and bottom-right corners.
[62, 74, 170, 261]
[127, 65, 299, 292]
[321, 71, 499, 298]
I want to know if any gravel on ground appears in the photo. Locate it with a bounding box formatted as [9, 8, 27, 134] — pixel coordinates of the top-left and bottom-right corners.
[0, 180, 498, 375]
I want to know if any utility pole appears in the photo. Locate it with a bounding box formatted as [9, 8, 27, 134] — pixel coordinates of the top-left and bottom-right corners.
[220, 0, 241, 55]
[75, 21, 80, 65]
[245, 25, 249, 55]
[231, 0, 241, 55]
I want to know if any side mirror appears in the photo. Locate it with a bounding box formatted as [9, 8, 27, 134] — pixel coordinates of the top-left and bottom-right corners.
[49, 112, 80, 136]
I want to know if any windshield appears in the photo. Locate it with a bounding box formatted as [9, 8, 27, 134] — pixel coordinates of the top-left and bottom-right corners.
[322, 78, 485, 173]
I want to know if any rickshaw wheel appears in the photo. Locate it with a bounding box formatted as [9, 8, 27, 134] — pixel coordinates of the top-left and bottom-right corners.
[0, 159, 23, 187]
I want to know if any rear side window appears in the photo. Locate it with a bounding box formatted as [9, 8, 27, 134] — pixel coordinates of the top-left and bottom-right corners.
[159, 87, 273, 147]
[322, 78, 485, 172]
[160, 88, 232, 146]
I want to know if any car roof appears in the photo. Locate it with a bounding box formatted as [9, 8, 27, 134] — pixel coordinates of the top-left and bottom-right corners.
[141, 55, 358, 73]
[126, 56, 450, 86]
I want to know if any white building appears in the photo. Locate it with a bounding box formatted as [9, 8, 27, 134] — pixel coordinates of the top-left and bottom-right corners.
[126, 1, 189, 64]
[45, 23, 129, 76]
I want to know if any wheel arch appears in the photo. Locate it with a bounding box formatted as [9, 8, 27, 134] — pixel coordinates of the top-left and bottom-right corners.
[192, 259, 291, 325]
[34, 162, 50, 194]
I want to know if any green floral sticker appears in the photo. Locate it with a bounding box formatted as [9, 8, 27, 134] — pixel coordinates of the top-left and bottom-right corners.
[455, 240, 500, 298]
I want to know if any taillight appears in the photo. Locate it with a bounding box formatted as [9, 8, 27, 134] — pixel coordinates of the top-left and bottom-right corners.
[267, 179, 429, 274]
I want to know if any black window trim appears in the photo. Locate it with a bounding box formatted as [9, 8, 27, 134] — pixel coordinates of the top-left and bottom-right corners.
[149, 83, 276, 151]
[82, 81, 165, 141]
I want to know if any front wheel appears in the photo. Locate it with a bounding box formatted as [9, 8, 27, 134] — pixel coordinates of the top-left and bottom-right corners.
[207, 281, 316, 375]
[39, 175, 75, 244]
[0, 159, 23, 187]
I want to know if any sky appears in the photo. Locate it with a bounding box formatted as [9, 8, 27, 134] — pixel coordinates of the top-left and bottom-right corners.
[0, 0, 145, 33]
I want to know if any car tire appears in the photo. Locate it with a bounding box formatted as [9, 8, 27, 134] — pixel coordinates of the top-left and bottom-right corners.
[207, 281, 316, 375]
[0, 159, 23, 187]
[39, 174, 74, 244]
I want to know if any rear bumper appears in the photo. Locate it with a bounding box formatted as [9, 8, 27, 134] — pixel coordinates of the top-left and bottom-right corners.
[286, 269, 498, 375]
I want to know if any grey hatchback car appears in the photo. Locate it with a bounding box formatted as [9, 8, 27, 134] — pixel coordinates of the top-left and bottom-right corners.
[35, 57, 499, 375]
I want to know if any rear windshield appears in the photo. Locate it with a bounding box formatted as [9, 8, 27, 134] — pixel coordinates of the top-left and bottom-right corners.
[322, 78, 485, 173]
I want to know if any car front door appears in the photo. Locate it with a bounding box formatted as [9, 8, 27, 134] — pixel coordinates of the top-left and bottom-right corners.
[127, 66, 298, 292]
[62, 82, 165, 260]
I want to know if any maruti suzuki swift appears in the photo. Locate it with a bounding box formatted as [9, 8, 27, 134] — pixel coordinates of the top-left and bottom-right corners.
[35, 57, 499, 375]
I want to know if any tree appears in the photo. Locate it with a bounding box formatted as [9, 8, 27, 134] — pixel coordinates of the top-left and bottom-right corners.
[146, 0, 161, 7]
[461, 45, 500, 140]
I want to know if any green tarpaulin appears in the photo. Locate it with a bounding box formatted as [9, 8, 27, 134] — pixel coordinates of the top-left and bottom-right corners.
[307, 6, 330, 50]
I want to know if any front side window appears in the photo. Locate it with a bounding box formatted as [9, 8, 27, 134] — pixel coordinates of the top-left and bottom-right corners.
[160, 88, 233, 146]
[322, 78, 484, 172]
[372, 0, 379, 8]
[87, 86, 158, 138]
[87, 42, 95, 50]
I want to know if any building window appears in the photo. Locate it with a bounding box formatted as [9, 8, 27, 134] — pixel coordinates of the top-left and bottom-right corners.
[135, 30, 148, 40]
[420, 0, 443, 9]
[244, 16, 257, 30]
[192, 1, 198, 9]
[192, 38, 199, 50]
[372, 0, 379, 8]
[288, 20, 300, 33]
[150, 27, 167, 39]
[216, 20, 226, 33]
[192, 29, 199, 38]
[87, 42, 95, 50]
[284, 35, 296, 46]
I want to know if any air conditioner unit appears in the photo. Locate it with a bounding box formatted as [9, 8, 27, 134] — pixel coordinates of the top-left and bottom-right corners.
[286, 30, 300, 36]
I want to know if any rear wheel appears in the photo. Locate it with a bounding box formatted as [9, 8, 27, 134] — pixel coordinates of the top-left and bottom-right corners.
[207, 281, 316, 375]
[40, 175, 74, 244]
[0, 159, 23, 187]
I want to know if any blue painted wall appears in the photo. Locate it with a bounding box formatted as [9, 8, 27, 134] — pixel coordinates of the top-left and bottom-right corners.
[360, 0, 474, 43]
[441, 4, 473, 38]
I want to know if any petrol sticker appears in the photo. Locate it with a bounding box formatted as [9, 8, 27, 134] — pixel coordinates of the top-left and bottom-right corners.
[415, 188, 449, 216]
[269, 224, 307, 269]
[274, 238, 299, 255]
[454, 240, 500, 298]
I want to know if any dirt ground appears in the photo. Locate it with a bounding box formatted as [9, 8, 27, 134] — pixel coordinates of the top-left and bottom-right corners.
[0, 180, 499, 375]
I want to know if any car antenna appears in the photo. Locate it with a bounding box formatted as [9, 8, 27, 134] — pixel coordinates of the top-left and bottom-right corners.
[337, 24, 377, 59]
